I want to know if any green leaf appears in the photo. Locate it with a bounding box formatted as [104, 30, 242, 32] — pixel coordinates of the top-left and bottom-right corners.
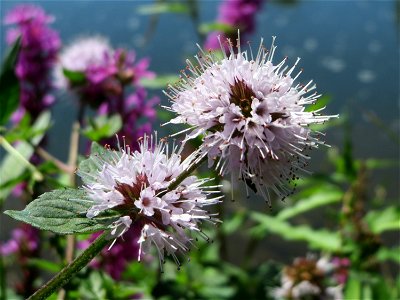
[376, 246, 400, 264]
[277, 186, 343, 220]
[345, 275, 361, 300]
[364, 158, 399, 170]
[28, 258, 62, 273]
[0, 111, 51, 202]
[140, 74, 179, 89]
[137, 3, 189, 15]
[365, 206, 400, 234]
[305, 95, 331, 112]
[62, 69, 86, 85]
[198, 22, 235, 34]
[4, 188, 114, 234]
[250, 212, 341, 251]
[78, 142, 119, 184]
[82, 114, 122, 142]
[0, 37, 21, 125]
[221, 209, 246, 234]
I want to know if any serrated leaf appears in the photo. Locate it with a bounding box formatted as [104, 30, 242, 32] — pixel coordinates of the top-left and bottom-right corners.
[78, 142, 119, 184]
[140, 74, 179, 89]
[250, 212, 341, 251]
[365, 206, 400, 234]
[0, 111, 51, 202]
[4, 188, 115, 234]
[0, 37, 21, 125]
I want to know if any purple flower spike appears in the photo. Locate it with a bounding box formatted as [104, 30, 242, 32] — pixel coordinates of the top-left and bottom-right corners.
[4, 4, 61, 122]
[205, 0, 263, 51]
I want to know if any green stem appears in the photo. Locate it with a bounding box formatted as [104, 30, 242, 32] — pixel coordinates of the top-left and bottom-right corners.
[28, 143, 207, 299]
[27, 232, 109, 300]
[0, 136, 43, 181]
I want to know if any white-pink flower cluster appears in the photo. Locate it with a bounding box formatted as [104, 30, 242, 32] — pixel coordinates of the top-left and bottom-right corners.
[273, 256, 344, 300]
[54, 36, 112, 88]
[78, 135, 221, 266]
[165, 35, 337, 204]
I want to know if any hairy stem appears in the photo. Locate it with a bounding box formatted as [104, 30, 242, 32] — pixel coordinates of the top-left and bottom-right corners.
[28, 232, 109, 300]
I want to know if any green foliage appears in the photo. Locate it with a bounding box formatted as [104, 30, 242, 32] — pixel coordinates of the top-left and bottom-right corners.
[62, 69, 86, 85]
[250, 212, 341, 251]
[198, 22, 235, 34]
[4, 189, 114, 234]
[140, 74, 179, 89]
[276, 185, 343, 220]
[137, 3, 190, 15]
[82, 114, 122, 142]
[0, 111, 51, 202]
[0, 37, 21, 126]
[376, 246, 400, 264]
[78, 142, 119, 184]
[305, 94, 331, 112]
[27, 258, 62, 273]
[365, 206, 400, 234]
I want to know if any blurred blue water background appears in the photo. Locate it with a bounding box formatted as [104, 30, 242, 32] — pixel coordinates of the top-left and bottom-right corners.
[1, 0, 399, 198]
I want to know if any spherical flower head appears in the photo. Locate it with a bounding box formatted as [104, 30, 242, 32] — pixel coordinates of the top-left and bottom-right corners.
[78, 134, 221, 268]
[54, 36, 113, 89]
[165, 35, 337, 205]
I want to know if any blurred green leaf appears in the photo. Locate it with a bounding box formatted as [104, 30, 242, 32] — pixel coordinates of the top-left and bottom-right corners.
[277, 186, 343, 220]
[0, 111, 51, 202]
[221, 209, 247, 234]
[63, 69, 86, 85]
[4, 188, 115, 234]
[345, 275, 361, 300]
[365, 206, 400, 234]
[3, 113, 50, 144]
[82, 114, 122, 142]
[140, 74, 179, 89]
[250, 212, 341, 251]
[376, 246, 400, 264]
[0, 37, 21, 125]
[364, 158, 399, 170]
[79, 272, 107, 300]
[28, 258, 62, 273]
[198, 22, 235, 34]
[137, 3, 189, 15]
[305, 95, 331, 112]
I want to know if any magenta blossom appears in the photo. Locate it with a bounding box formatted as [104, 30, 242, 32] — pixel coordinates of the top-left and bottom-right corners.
[4, 4, 61, 122]
[0, 224, 39, 256]
[205, 0, 263, 50]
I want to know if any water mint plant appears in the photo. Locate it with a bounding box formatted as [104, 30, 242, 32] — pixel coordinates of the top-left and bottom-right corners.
[1, 2, 398, 300]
